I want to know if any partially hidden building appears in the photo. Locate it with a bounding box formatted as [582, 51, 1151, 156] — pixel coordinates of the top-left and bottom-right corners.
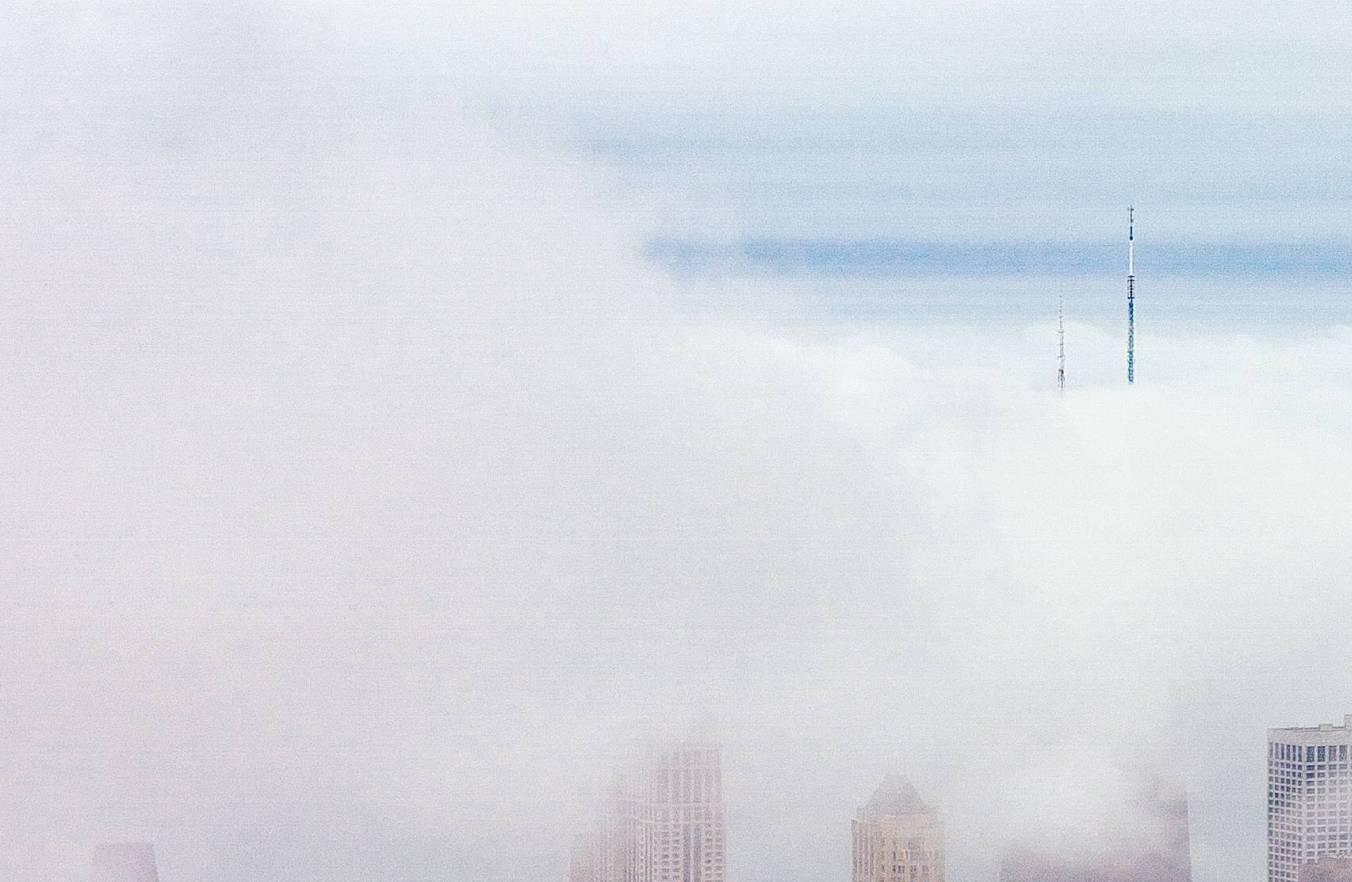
[571, 736, 726, 882]
[851, 774, 944, 882]
[998, 773, 1190, 882]
[1269, 715, 1352, 882]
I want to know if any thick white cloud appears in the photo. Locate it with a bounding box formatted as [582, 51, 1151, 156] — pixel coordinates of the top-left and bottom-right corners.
[3, 5, 1352, 882]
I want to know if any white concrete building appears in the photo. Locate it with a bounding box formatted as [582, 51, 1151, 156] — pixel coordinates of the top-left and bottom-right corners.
[572, 738, 726, 882]
[1269, 715, 1352, 882]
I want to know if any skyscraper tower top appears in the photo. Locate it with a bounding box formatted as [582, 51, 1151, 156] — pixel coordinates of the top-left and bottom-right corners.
[1268, 717, 1352, 882]
[1270, 715, 1352, 738]
[1127, 206, 1136, 385]
[571, 735, 725, 882]
[862, 773, 931, 819]
[853, 775, 944, 882]
[1057, 292, 1066, 392]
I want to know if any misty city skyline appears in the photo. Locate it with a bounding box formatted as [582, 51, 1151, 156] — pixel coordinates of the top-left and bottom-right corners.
[5, 3, 1352, 882]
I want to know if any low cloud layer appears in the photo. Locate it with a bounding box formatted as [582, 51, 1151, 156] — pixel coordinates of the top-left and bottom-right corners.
[4, 5, 1352, 882]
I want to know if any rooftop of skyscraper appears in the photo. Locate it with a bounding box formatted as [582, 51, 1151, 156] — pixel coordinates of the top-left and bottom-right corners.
[860, 774, 932, 819]
[1269, 714, 1352, 738]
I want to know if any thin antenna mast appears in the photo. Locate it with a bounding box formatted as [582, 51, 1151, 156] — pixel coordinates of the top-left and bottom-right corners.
[1127, 206, 1135, 384]
[1057, 292, 1066, 392]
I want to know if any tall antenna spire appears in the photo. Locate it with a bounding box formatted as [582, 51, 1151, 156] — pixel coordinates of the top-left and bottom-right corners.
[1057, 292, 1066, 392]
[1127, 206, 1135, 384]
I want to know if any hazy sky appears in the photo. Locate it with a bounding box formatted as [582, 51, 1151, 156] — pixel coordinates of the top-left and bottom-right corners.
[4, 4, 1352, 882]
[463, 0, 1352, 319]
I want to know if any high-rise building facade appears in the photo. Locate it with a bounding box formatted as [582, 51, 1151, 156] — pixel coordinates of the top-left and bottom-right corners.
[572, 738, 726, 882]
[852, 775, 944, 882]
[1269, 715, 1352, 882]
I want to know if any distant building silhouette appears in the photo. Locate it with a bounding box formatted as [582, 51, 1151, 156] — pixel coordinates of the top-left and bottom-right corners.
[91, 843, 159, 882]
[1269, 716, 1352, 882]
[571, 736, 725, 882]
[852, 774, 944, 882]
[998, 775, 1190, 882]
[1299, 857, 1352, 882]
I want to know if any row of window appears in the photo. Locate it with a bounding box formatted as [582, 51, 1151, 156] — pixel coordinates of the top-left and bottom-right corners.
[1272, 743, 1352, 761]
[1271, 799, 1352, 808]
[1271, 764, 1352, 775]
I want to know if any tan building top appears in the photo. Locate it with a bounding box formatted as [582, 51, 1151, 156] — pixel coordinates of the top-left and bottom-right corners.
[852, 775, 944, 882]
